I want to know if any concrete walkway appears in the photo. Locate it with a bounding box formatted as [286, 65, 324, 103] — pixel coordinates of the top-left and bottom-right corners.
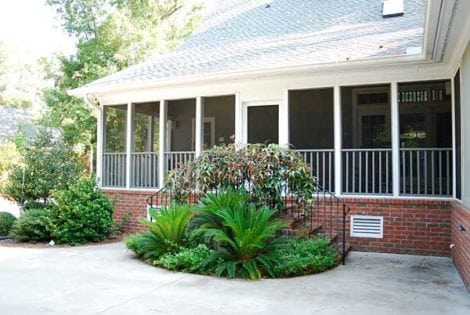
[0, 243, 468, 315]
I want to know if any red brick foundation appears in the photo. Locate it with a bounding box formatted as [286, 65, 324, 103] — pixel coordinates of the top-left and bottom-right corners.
[104, 188, 453, 257]
[343, 198, 451, 257]
[103, 189, 150, 233]
[451, 201, 470, 289]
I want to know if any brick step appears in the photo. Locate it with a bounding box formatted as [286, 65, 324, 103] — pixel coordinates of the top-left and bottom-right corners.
[278, 222, 322, 237]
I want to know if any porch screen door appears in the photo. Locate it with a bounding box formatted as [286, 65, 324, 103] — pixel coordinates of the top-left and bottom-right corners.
[247, 105, 279, 144]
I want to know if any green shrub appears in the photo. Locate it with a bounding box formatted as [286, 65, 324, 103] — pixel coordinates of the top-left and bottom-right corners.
[137, 203, 192, 259]
[166, 144, 315, 210]
[48, 177, 114, 245]
[0, 212, 16, 235]
[156, 244, 216, 274]
[271, 237, 337, 277]
[10, 209, 50, 242]
[4, 128, 84, 205]
[196, 194, 286, 279]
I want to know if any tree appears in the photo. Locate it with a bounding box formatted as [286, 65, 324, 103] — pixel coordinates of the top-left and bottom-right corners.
[4, 128, 84, 205]
[42, 0, 203, 152]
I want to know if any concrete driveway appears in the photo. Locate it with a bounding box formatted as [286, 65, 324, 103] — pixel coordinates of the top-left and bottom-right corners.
[0, 243, 469, 315]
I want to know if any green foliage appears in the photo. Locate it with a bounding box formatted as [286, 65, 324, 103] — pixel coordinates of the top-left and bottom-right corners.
[137, 203, 193, 258]
[155, 244, 216, 274]
[4, 128, 84, 205]
[125, 231, 158, 259]
[195, 193, 286, 279]
[43, 0, 203, 149]
[48, 177, 114, 245]
[0, 142, 20, 194]
[10, 208, 50, 242]
[166, 144, 316, 210]
[0, 212, 16, 235]
[271, 238, 337, 277]
[192, 188, 250, 232]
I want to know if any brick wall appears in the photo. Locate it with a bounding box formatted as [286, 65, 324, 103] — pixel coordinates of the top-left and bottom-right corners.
[103, 189, 150, 233]
[451, 201, 470, 289]
[104, 189, 452, 256]
[343, 198, 451, 257]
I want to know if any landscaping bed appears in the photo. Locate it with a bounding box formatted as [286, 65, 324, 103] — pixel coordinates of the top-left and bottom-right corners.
[125, 189, 338, 280]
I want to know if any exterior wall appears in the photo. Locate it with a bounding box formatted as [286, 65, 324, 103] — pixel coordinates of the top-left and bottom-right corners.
[107, 188, 452, 257]
[451, 201, 470, 289]
[344, 198, 451, 256]
[103, 189, 150, 234]
[460, 42, 470, 207]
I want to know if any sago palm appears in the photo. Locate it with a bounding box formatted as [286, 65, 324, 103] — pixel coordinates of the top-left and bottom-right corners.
[139, 203, 192, 259]
[200, 203, 286, 279]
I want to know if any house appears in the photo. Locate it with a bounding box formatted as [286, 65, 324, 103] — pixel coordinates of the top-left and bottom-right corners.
[70, 0, 470, 288]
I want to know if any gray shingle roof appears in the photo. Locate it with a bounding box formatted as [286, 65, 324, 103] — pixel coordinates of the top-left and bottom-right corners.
[79, 0, 426, 92]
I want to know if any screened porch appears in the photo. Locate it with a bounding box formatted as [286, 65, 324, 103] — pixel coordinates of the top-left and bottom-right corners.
[98, 79, 455, 198]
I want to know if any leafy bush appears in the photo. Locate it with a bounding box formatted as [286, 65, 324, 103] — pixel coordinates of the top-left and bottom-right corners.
[0, 212, 16, 235]
[196, 194, 286, 279]
[156, 244, 216, 274]
[4, 128, 84, 205]
[134, 203, 193, 259]
[166, 144, 315, 210]
[10, 208, 50, 242]
[271, 237, 337, 277]
[48, 177, 114, 245]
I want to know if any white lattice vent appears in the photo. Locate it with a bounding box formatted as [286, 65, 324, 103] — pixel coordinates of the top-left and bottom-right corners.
[351, 215, 383, 238]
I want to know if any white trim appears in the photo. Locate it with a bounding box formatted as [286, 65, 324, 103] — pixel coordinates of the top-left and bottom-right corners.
[451, 76, 456, 199]
[391, 82, 400, 196]
[279, 90, 289, 147]
[96, 106, 104, 188]
[70, 53, 430, 97]
[158, 100, 167, 188]
[339, 193, 455, 201]
[334, 86, 342, 195]
[195, 96, 203, 157]
[125, 103, 134, 188]
[234, 93, 242, 145]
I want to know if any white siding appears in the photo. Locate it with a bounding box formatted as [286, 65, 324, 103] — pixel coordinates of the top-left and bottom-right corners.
[460, 42, 470, 207]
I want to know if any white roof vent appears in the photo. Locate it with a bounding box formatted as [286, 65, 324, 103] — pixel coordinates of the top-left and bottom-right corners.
[351, 215, 384, 238]
[383, 0, 404, 18]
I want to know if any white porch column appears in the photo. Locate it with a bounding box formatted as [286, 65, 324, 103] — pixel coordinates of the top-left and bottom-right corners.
[279, 90, 290, 147]
[96, 106, 104, 187]
[158, 100, 167, 188]
[125, 102, 134, 188]
[234, 93, 242, 145]
[391, 82, 400, 196]
[333, 86, 342, 196]
[451, 77, 457, 199]
[195, 96, 203, 157]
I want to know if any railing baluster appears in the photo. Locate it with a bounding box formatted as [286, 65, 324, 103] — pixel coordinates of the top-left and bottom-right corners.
[439, 150, 442, 196]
